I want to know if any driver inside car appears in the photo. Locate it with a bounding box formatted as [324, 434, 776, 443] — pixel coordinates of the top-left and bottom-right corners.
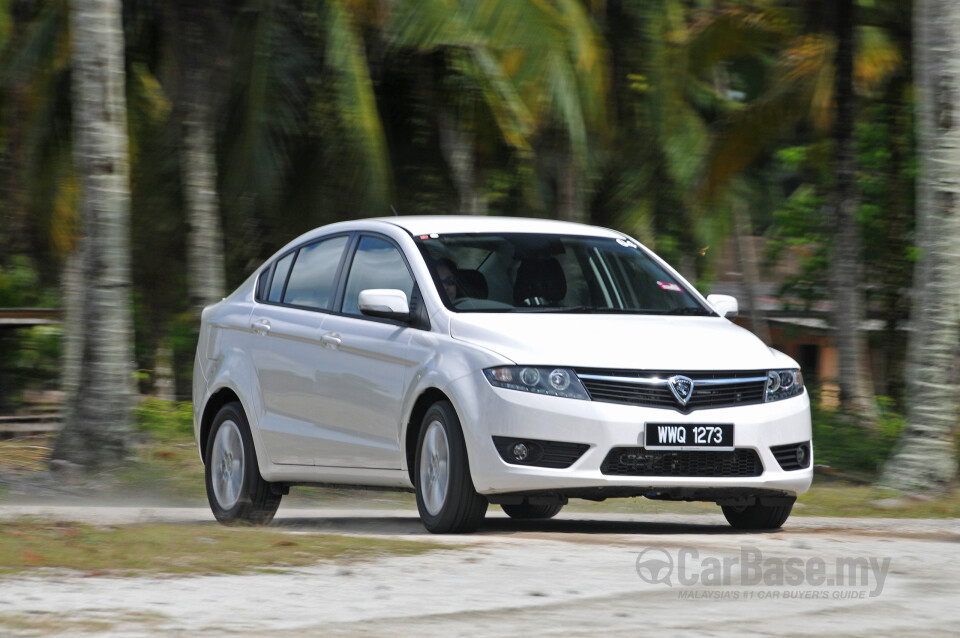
[435, 258, 460, 302]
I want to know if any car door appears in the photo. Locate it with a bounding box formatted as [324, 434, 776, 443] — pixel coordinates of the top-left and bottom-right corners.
[311, 234, 424, 469]
[248, 233, 350, 465]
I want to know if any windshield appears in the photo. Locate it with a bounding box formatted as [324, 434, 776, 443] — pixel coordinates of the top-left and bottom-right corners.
[416, 233, 714, 315]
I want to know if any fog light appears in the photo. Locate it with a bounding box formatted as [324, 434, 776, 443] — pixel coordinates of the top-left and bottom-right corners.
[511, 442, 529, 462]
[796, 445, 808, 467]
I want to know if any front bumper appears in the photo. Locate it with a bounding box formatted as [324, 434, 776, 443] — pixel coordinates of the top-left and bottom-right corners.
[448, 371, 813, 498]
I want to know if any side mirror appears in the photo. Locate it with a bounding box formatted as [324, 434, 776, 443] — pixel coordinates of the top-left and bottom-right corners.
[358, 289, 411, 322]
[706, 294, 739, 319]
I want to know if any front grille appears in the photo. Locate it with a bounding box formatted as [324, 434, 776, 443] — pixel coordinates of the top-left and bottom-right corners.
[492, 436, 590, 469]
[771, 441, 811, 471]
[577, 369, 766, 412]
[600, 447, 763, 477]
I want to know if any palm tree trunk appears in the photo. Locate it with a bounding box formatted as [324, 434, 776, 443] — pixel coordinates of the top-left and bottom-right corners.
[52, 0, 134, 470]
[558, 146, 587, 223]
[732, 199, 771, 345]
[831, 0, 878, 423]
[182, 66, 226, 313]
[880, 0, 960, 492]
[437, 104, 486, 216]
[176, 0, 226, 314]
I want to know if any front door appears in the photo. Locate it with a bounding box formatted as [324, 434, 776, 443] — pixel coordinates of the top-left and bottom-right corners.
[311, 234, 423, 469]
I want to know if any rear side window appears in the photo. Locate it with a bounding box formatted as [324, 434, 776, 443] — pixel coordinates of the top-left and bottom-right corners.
[255, 267, 272, 302]
[341, 236, 415, 316]
[282, 235, 350, 309]
[268, 253, 294, 303]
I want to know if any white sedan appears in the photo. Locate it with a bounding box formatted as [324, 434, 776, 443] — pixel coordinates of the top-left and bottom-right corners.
[193, 216, 812, 533]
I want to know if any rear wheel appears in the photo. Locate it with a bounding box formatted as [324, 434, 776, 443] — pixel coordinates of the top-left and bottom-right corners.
[501, 502, 563, 520]
[205, 402, 281, 525]
[415, 401, 487, 533]
[721, 499, 795, 530]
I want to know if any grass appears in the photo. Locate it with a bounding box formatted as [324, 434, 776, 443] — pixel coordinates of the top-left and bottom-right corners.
[0, 518, 447, 577]
[794, 482, 960, 518]
[0, 611, 166, 636]
[0, 435, 51, 475]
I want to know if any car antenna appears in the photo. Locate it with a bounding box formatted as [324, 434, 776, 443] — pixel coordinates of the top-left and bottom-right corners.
[390, 205, 400, 216]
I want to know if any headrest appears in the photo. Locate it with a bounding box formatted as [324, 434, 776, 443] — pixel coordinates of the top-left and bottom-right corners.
[456, 269, 488, 299]
[513, 258, 567, 306]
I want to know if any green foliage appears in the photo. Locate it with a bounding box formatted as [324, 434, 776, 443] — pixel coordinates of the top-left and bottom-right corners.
[0, 257, 57, 307]
[0, 259, 61, 406]
[133, 399, 194, 441]
[811, 396, 905, 475]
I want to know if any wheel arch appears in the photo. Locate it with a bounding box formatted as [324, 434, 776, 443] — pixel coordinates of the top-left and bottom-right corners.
[199, 387, 242, 465]
[405, 387, 452, 484]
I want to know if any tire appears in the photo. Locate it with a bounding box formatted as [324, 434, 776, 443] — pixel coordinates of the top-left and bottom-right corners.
[414, 400, 487, 533]
[721, 499, 795, 530]
[501, 502, 564, 520]
[205, 402, 282, 525]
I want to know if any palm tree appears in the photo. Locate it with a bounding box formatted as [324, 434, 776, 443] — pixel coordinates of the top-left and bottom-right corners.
[51, 0, 135, 469]
[880, 0, 960, 492]
[694, 3, 904, 423]
[168, 0, 228, 314]
[831, 0, 876, 422]
[389, 0, 609, 220]
[220, 0, 393, 220]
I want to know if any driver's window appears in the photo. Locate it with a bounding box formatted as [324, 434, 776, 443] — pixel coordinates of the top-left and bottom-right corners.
[341, 236, 414, 316]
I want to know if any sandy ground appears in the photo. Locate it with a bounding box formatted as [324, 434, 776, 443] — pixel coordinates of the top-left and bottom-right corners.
[1, 504, 959, 637]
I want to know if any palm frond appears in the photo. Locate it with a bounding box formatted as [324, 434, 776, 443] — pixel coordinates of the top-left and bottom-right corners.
[698, 80, 810, 204]
[0, 0, 66, 87]
[324, 0, 393, 214]
[685, 5, 793, 75]
[465, 47, 534, 151]
[222, 1, 311, 212]
[854, 25, 902, 93]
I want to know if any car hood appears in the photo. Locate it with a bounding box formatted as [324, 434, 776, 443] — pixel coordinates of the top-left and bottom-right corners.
[449, 313, 780, 371]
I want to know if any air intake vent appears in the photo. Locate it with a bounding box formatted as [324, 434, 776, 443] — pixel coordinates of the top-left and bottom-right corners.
[600, 447, 763, 477]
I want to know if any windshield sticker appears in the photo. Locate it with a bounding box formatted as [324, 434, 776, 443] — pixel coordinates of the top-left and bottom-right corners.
[657, 281, 683, 292]
[616, 237, 638, 248]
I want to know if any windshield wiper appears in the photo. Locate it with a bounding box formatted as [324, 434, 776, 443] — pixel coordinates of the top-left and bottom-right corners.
[506, 306, 659, 314]
[506, 305, 594, 313]
[661, 306, 714, 316]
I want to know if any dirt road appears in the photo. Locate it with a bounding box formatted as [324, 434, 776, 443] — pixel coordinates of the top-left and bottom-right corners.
[1, 504, 958, 636]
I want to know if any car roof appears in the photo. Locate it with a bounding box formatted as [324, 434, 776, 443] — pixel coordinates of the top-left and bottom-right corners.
[371, 215, 624, 239]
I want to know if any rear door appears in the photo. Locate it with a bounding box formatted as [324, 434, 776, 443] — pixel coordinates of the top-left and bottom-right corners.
[248, 234, 350, 465]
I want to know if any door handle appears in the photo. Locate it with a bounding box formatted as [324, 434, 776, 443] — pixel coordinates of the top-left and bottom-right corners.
[251, 318, 271, 334]
[320, 333, 341, 347]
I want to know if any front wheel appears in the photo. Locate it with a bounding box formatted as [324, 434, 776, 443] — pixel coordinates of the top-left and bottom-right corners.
[205, 402, 281, 525]
[415, 401, 487, 533]
[721, 499, 795, 530]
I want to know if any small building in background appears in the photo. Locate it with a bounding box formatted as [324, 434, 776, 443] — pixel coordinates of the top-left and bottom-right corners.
[707, 237, 897, 407]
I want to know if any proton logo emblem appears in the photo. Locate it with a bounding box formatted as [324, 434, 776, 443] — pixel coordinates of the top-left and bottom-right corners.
[635, 548, 674, 586]
[668, 375, 695, 406]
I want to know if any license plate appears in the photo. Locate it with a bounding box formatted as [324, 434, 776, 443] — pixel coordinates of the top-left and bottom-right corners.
[645, 423, 734, 451]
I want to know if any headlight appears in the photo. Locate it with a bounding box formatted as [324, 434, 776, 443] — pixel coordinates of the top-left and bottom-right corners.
[765, 369, 804, 402]
[483, 366, 590, 400]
